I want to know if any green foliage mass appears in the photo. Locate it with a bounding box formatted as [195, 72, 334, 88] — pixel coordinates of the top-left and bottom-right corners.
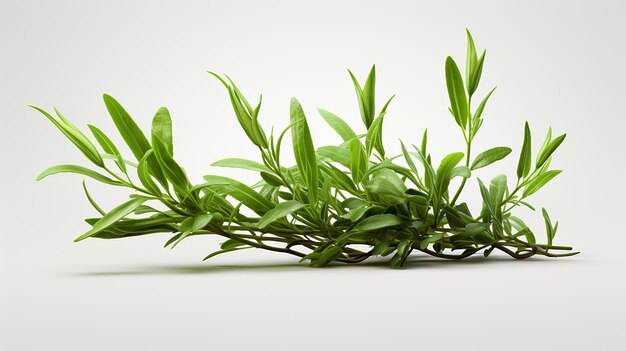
[33, 31, 577, 267]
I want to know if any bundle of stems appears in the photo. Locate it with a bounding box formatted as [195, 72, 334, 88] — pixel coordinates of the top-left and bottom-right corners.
[34, 31, 577, 267]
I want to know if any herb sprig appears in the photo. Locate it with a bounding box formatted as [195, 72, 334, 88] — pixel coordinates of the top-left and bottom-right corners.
[33, 31, 577, 268]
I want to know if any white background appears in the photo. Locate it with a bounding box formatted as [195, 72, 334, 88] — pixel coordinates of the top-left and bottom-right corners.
[1, 0, 625, 350]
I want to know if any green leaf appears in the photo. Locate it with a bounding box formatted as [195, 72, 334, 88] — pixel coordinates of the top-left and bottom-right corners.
[192, 213, 213, 231]
[348, 138, 367, 183]
[151, 107, 173, 155]
[152, 134, 190, 198]
[103, 94, 151, 160]
[451, 166, 471, 179]
[477, 178, 494, 215]
[249, 97, 268, 149]
[171, 213, 215, 248]
[290, 98, 319, 203]
[466, 29, 478, 92]
[365, 112, 386, 158]
[318, 109, 357, 142]
[348, 65, 376, 128]
[354, 213, 402, 232]
[342, 204, 370, 222]
[420, 233, 444, 250]
[137, 151, 162, 196]
[465, 222, 490, 236]
[211, 158, 270, 173]
[471, 147, 512, 170]
[103, 94, 167, 187]
[317, 145, 351, 169]
[471, 87, 496, 122]
[309, 245, 344, 267]
[203, 247, 250, 261]
[31, 106, 104, 167]
[362, 65, 376, 128]
[320, 163, 360, 195]
[258, 200, 306, 228]
[365, 168, 407, 205]
[390, 239, 413, 268]
[435, 152, 464, 197]
[221, 238, 248, 250]
[536, 134, 566, 168]
[443, 205, 474, 228]
[203, 175, 273, 215]
[489, 174, 507, 215]
[400, 141, 418, 176]
[420, 129, 428, 156]
[260, 171, 284, 187]
[468, 50, 485, 96]
[523, 170, 562, 198]
[82, 180, 105, 215]
[74, 197, 148, 242]
[37, 164, 122, 186]
[517, 122, 532, 179]
[542, 208, 555, 246]
[445, 57, 468, 129]
[88, 125, 126, 172]
[371, 241, 391, 256]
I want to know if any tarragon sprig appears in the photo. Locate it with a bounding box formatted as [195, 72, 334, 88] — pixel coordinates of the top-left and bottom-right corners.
[33, 30, 577, 268]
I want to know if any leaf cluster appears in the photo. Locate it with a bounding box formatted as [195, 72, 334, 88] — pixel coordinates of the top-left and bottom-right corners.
[33, 30, 576, 268]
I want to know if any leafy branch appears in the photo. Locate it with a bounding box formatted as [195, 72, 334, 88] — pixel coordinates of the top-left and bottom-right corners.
[33, 30, 576, 268]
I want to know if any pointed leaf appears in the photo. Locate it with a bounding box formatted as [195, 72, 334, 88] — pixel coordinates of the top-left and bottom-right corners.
[151, 107, 173, 155]
[471, 146, 512, 170]
[258, 200, 306, 228]
[445, 57, 468, 129]
[536, 134, 566, 168]
[523, 170, 562, 198]
[31, 106, 104, 167]
[435, 152, 464, 197]
[211, 158, 270, 173]
[37, 164, 122, 185]
[290, 98, 318, 203]
[203, 175, 273, 214]
[74, 197, 148, 242]
[517, 122, 532, 179]
[354, 213, 402, 232]
[318, 109, 357, 142]
[88, 125, 126, 172]
[103, 94, 167, 186]
[152, 134, 190, 198]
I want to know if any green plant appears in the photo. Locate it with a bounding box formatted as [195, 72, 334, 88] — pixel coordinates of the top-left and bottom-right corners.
[33, 31, 577, 268]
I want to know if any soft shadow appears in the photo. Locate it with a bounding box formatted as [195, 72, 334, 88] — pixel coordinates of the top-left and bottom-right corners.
[69, 254, 584, 277]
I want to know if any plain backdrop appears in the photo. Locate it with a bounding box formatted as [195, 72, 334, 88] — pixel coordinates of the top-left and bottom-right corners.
[1, 0, 625, 350]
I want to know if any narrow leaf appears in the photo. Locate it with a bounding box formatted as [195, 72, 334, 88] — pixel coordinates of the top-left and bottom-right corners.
[151, 107, 173, 155]
[354, 213, 402, 232]
[523, 170, 562, 198]
[290, 98, 318, 203]
[471, 146, 512, 170]
[435, 152, 464, 197]
[74, 197, 148, 242]
[152, 134, 190, 198]
[536, 134, 566, 168]
[211, 158, 270, 173]
[445, 57, 468, 129]
[258, 200, 306, 228]
[31, 106, 104, 167]
[37, 164, 122, 186]
[88, 125, 126, 172]
[517, 122, 532, 179]
[318, 109, 357, 142]
[103, 94, 167, 186]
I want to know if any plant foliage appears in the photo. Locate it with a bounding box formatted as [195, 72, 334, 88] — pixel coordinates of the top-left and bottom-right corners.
[33, 31, 576, 267]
